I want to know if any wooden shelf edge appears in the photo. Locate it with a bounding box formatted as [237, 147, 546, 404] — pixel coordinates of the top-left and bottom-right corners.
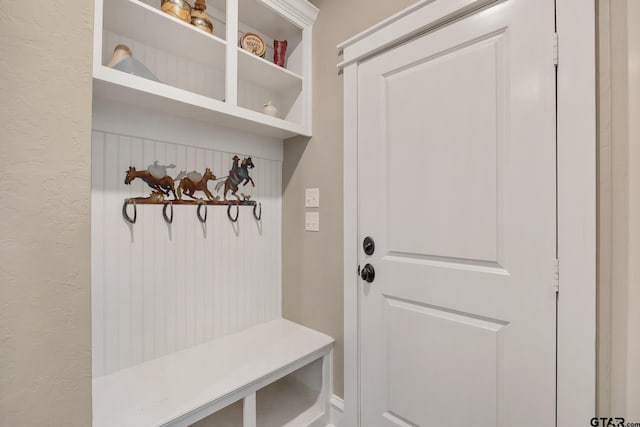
[93, 66, 309, 139]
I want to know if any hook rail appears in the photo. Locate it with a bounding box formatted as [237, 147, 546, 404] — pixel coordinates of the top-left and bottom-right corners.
[121, 198, 261, 224]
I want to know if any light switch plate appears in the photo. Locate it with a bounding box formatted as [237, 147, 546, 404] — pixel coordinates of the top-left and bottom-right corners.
[305, 211, 319, 232]
[305, 188, 320, 208]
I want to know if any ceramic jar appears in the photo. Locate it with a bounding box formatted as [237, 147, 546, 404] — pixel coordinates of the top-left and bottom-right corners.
[263, 101, 279, 118]
[161, 0, 192, 23]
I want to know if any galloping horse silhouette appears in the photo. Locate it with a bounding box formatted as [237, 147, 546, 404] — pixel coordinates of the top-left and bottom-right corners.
[215, 156, 255, 201]
[125, 166, 177, 199]
[175, 168, 217, 200]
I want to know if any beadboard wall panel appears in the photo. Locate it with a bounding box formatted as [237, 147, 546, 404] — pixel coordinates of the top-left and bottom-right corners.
[92, 131, 282, 377]
[102, 30, 226, 101]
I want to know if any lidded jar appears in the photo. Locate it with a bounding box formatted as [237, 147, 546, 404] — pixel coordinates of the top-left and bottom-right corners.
[161, 0, 192, 23]
[191, 0, 214, 34]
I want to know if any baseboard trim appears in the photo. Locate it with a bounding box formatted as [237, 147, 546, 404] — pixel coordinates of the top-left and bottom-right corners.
[330, 395, 344, 427]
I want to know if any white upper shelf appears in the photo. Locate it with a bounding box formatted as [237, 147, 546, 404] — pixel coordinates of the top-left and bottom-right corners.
[237, 47, 302, 91]
[104, 0, 227, 69]
[93, 66, 309, 138]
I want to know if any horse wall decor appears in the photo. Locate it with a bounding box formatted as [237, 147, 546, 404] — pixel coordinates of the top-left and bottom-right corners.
[122, 158, 261, 224]
[175, 168, 218, 201]
[215, 156, 255, 202]
[125, 166, 177, 199]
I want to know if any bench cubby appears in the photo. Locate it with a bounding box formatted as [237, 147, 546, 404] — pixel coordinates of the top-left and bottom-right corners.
[93, 319, 333, 426]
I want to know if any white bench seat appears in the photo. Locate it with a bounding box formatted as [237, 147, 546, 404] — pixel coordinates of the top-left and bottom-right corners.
[93, 319, 334, 427]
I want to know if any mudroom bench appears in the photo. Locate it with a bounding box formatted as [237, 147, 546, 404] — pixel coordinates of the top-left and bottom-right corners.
[93, 319, 334, 427]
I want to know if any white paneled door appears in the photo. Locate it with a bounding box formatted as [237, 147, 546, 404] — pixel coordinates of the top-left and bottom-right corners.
[357, 1, 556, 426]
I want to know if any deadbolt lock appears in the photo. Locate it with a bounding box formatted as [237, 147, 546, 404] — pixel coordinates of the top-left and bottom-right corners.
[363, 236, 375, 256]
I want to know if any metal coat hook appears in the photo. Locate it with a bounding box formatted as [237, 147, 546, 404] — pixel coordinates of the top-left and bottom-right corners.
[253, 202, 262, 221]
[122, 199, 137, 224]
[197, 200, 207, 223]
[227, 205, 239, 222]
[163, 202, 174, 224]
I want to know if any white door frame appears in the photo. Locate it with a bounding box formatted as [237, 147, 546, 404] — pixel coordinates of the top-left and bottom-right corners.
[338, 1, 596, 426]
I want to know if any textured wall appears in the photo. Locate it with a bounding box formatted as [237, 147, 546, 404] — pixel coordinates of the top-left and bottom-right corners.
[282, 0, 416, 398]
[0, 1, 93, 425]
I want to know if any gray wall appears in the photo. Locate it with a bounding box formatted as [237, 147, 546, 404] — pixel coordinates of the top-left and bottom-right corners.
[0, 1, 93, 425]
[282, 0, 416, 398]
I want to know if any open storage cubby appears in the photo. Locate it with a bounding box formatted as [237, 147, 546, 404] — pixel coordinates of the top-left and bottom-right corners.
[96, 0, 227, 118]
[234, 0, 304, 122]
[191, 400, 244, 427]
[256, 358, 324, 427]
[93, 0, 317, 138]
[187, 357, 325, 427]
[191, 356, 326, 427]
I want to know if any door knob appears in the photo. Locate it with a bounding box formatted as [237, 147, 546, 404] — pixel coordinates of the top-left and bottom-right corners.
[363, 236, 375, 255]
[360, 264, 375, 283]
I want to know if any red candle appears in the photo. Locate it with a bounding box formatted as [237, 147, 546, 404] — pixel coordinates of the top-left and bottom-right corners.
[274, 40, 287, 67]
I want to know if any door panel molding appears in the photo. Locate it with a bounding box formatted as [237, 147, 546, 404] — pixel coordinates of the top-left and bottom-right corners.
[386, 297, 503, 425]
[385, 295, 510, 330]
[384, 252, 509, 275]
[383, 32, 505, 264]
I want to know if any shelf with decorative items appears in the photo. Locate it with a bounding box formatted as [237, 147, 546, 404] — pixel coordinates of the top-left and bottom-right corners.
[93, 0, 317, 138]
[232, 0, 311, 125]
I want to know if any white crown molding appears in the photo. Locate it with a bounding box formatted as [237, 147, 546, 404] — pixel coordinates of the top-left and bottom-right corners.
[337, 0, 431, 50]
[336, 0, 497, 69]
[261, 0, 319, 28]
